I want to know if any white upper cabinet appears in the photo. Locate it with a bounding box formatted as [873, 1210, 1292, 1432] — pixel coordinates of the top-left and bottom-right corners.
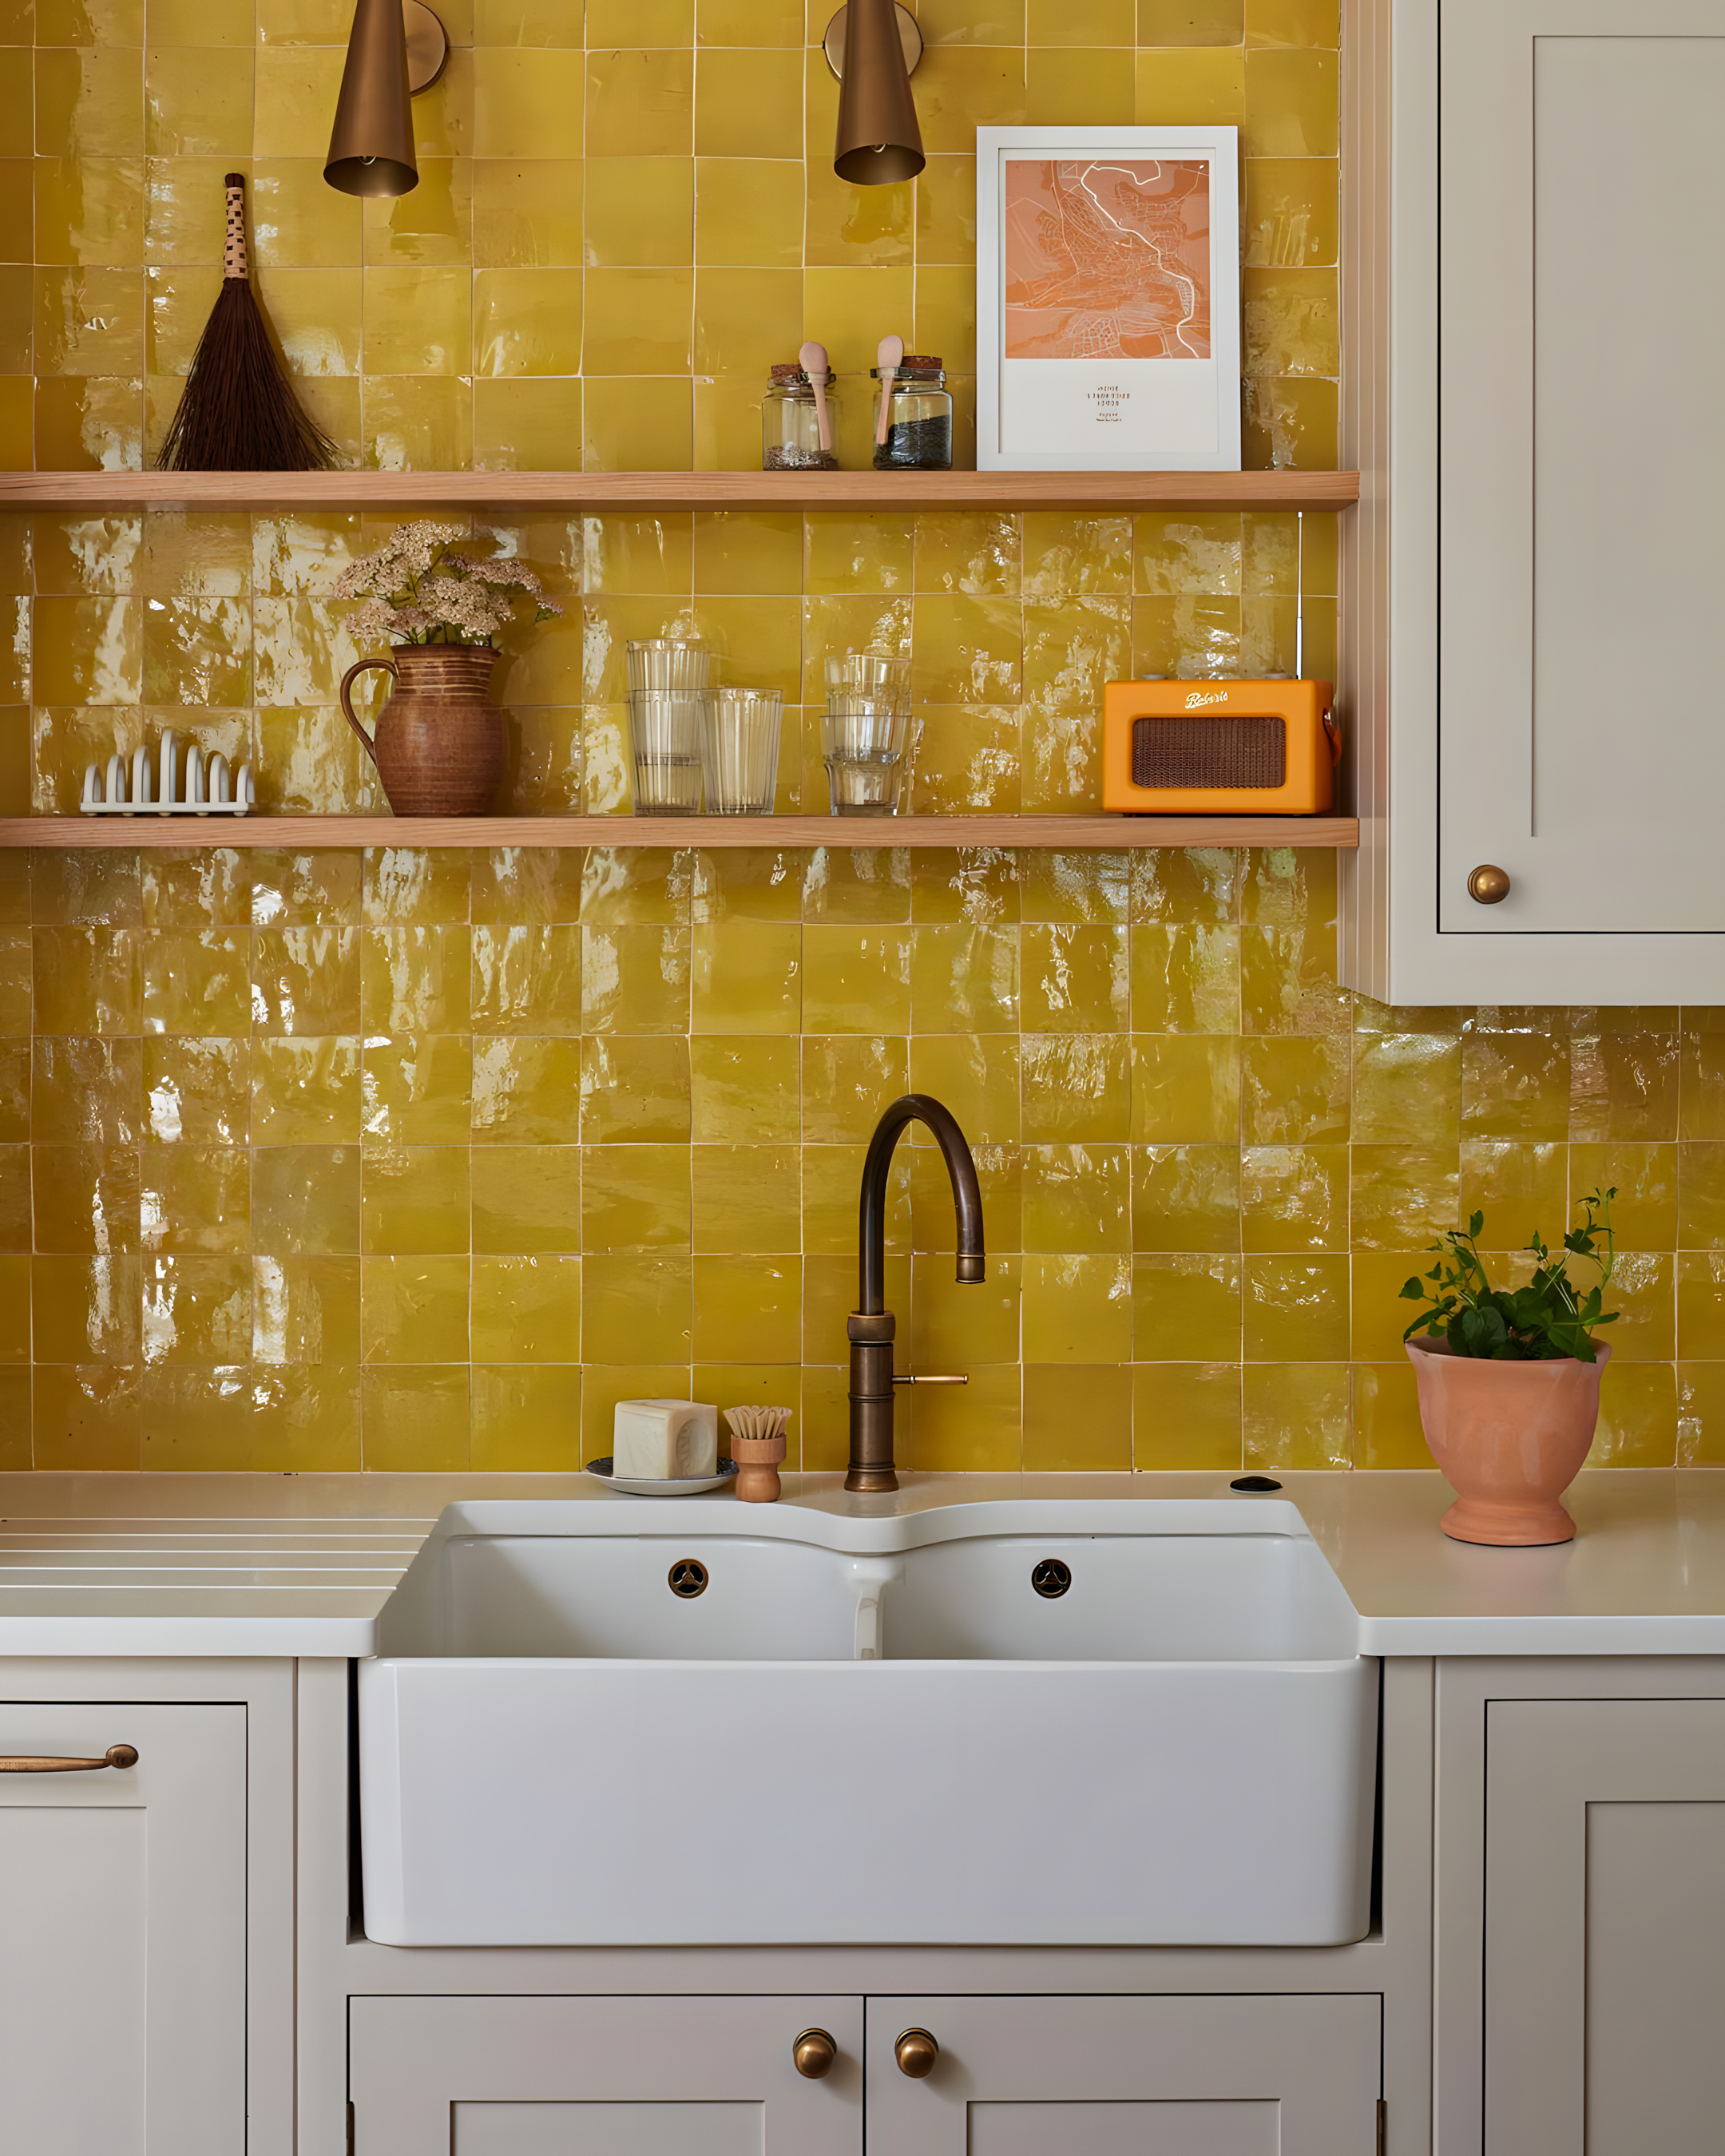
[1340, 0, 1725, 1001]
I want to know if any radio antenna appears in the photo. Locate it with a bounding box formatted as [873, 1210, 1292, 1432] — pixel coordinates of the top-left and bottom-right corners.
[1295, 510, 1305, 680]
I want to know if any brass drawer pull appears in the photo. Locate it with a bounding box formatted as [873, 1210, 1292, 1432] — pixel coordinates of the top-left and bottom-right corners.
[1467, 863, 1511, 904]
[895, 2028, 938, 2077]
[792, 2028, 837, 2079]
[0, 1744, 138, 1774]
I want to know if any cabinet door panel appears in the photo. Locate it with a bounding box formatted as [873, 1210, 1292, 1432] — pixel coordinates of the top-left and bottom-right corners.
[0, 1702, 246, 2156]
[969, 2100, 1275, 2154]
[351, 1996, 862, 2156]
[1486, 1698, 1725, 2154]
[865, 1995, 1379, 2155]
[1438, 0, 1725, 936]
[453, 2102, 763, 2156]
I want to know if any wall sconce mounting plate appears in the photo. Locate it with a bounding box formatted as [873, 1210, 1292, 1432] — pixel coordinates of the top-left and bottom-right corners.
[403, 0, 448, 93]
[823, 2, 923, 78]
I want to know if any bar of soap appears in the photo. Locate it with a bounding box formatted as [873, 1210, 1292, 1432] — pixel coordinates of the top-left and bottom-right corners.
[613, 1398, 720, 1480]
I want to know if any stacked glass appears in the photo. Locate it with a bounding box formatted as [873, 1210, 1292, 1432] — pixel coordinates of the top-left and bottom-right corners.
[626, 639, 710, 814]
[822, 653, 912, 816]
[700, 688, 783, 814]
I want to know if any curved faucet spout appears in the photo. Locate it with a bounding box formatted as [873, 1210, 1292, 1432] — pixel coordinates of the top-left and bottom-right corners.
[859, 1093, 986, 1312]
[847, 1094, 985, 1493]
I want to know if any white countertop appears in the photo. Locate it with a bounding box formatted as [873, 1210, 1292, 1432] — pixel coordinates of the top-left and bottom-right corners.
[3, 1467, 1725, 1657]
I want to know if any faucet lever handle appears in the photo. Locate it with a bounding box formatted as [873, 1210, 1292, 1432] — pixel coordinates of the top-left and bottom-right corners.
[893, 1372, 967, 1385]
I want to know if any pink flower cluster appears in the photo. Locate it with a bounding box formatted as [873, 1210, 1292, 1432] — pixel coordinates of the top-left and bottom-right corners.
[331, 521, 562, 648]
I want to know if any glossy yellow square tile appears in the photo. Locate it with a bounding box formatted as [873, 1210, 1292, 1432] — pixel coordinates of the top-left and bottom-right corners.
[1020, 1251, 1131, 1361]
[1022, 1141, 1129, 1252]
[362, 1254, 470, 1361]
[1242, 373, 1337, 468]
[1244, 156, 1338, 269]
[366, 847, 478, 932]
[34, 1363, 141, 1470]
[1243, 46, 1338, 156]
[688, 1035, 799, 1142]
[585, 48, 691, 159]
[691, 1254, 799, 1361]
[801, 1032, 906, 1143]
[364, 161, 474, 268]
[695, 48, 802, 159]
[584, 157, 692, 270]
[1132, 1143, 1240, 1251]
[360, 1365, 470, 1470]
[696, 159, 804, 270]
[910, 703, 1021, 814]
[581, 375, 693, 469]
[1021, 1033, 1128, 1143]
[251, 1143, 361, 1254]
[141, 1254, 250, 1365]
[252, 1254, 362, 1364]
[472, 158, 585, 268]
[1022, 1361, 1129, 1469]
[1132, 1360, 1241, 1470]
[1132, 1252, 1240, 1360]
[1591, 1361, 1677, 1467]
[138, 1141, 249, 1254]
[473, 268, 584, 375]
[580, 1034, 690, 1145]
[34, 924, 141, 1035]
[362, 1146, 470, 1255]
[33, 1253, 141, 1361]
[581, 1250, 691, 1360]
[143, 1036, 249, 1144]
[1243, 1360, 1350, 1467]
[1350, 1361, 1429, 1468]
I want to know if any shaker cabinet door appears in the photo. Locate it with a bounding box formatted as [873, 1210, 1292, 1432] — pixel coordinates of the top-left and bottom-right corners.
[349, 1995, 864, 2156]
[1438, 0, 1725, 941]
[0, 1700, 248, 2156]
[864, 1994, 1381, 2156]
[1485, 1697, 1725, 2156]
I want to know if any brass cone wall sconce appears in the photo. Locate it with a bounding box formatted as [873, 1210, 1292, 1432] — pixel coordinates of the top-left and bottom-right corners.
[324, 0, 450, 199]
[827, 0, 925, 186]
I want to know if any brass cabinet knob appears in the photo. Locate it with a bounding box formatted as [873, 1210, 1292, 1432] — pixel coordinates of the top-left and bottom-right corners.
[793, 2029, 837, 2079]
[1466, 863, 1512, 905]
[894, 2028, 939, 2078]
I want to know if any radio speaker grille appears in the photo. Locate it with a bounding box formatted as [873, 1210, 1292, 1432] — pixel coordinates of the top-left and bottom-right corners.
[1131, 714, 1286, 791]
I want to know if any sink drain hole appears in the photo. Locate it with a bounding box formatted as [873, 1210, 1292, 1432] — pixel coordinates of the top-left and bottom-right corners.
[1031, 1558, 1072, 1599]
[668, 1558, 709, 1598]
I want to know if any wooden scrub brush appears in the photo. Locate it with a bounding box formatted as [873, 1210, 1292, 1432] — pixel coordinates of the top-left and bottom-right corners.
[725, 1405, 791, 1504]
[157, 173, 339, 473]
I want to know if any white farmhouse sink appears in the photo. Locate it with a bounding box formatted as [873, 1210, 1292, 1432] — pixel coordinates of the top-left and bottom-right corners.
[359, 1497, 1376, 1949]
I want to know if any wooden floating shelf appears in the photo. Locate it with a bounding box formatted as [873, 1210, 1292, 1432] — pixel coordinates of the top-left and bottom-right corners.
[0, 814, 1359, 851]
[0, 470, 1362, 515]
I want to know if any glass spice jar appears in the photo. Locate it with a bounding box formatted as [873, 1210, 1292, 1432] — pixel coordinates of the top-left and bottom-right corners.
[871, 355, 953, 471]
[762, 364, 839, 472]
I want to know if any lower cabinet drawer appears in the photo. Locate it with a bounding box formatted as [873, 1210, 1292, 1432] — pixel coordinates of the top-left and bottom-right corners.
[348, 1995, 864, 2156]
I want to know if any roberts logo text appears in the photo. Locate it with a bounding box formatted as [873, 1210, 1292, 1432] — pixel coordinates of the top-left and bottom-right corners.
[1184, 688, 1230, 710]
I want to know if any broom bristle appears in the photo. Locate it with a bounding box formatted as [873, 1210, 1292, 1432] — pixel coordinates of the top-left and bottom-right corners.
[157, 209, 339, 470]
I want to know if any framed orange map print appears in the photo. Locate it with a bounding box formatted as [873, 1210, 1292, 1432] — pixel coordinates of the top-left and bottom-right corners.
[977, 127, 1240, 472]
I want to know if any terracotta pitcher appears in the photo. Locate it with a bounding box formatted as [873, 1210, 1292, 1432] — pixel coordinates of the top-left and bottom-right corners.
[339, 645, 506, 816]
[1406, 1335, 1611, 1546]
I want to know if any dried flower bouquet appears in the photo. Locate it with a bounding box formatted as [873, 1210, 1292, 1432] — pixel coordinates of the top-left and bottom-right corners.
[333, 521, 561, 648]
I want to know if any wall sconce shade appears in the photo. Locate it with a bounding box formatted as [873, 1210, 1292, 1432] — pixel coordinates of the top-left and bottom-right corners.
[830, 0, 926, 188]
[324, 0, 449, 200]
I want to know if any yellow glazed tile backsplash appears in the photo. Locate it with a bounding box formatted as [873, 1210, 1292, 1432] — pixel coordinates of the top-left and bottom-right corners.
[5, 0, 1696, 1476]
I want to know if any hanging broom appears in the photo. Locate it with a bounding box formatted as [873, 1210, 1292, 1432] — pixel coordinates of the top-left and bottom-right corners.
[156, 173, 339, 472]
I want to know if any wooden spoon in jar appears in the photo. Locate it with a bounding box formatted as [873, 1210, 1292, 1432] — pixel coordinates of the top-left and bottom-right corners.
[799, 340, 833, 455]
[874, 333, 904, 447]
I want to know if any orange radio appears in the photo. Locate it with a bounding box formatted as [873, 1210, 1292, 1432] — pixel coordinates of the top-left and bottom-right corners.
[1102, 677, 1338, 815]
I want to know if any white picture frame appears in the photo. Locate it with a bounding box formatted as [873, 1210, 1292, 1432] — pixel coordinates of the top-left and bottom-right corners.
[975, 125, 1241, 473]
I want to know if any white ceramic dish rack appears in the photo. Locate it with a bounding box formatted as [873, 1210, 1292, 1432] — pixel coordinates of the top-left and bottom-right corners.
[81, 731, 255, 817]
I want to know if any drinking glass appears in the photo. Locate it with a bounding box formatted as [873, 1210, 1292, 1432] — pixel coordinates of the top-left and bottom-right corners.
[626, 639, 711, 814]
[822, 653, 911, 816]
[700, 688, 783, 814]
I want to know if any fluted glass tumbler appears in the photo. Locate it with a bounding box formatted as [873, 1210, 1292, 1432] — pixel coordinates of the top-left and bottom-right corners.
[823, 653, 911, 816]
[626, 639, 711, 814]
[700, 688, 783, 814]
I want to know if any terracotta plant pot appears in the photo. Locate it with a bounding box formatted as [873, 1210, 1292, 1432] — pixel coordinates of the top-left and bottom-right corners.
[339, 644, 506, 816]
[1406, 1335, 1611, 1546]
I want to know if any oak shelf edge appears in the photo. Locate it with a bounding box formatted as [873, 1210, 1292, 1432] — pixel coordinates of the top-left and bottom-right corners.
[0, 470, 1362, 513]
[0, 814, 1361, 850]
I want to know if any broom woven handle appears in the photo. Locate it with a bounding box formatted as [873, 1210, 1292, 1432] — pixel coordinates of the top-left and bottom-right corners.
[339, 657, 395, 769]
[224, 172, 248, 280]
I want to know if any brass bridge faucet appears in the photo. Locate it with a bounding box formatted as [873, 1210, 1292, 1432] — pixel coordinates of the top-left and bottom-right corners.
[846, 1094, 986, 1493]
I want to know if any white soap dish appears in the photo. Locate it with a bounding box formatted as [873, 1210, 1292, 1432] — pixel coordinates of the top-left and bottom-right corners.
[81, 730, 255, 816]
[585, 1455, 738, 1496]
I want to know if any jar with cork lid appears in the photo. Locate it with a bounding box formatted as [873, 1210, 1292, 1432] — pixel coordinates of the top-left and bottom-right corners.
[761, 364, 839, 471]
[871, 355, 953, 471]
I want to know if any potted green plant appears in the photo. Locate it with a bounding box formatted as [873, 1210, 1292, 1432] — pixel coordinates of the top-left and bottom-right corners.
[1400, 1188, 1619, 1546]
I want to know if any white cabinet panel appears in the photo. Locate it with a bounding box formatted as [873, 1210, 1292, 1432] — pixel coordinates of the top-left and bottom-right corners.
[0, 1806, 147, 2156]
[453, 2103, 763, 2156]
[864, 1995, 1380, 2155]
[0, 1701, 247, 2156]
[1340, 0, 1725, 998]
[350, 1996, 863, 2156]
[1485, 1696, 1725, 2155]
[968, 2100, 1277, 2154]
